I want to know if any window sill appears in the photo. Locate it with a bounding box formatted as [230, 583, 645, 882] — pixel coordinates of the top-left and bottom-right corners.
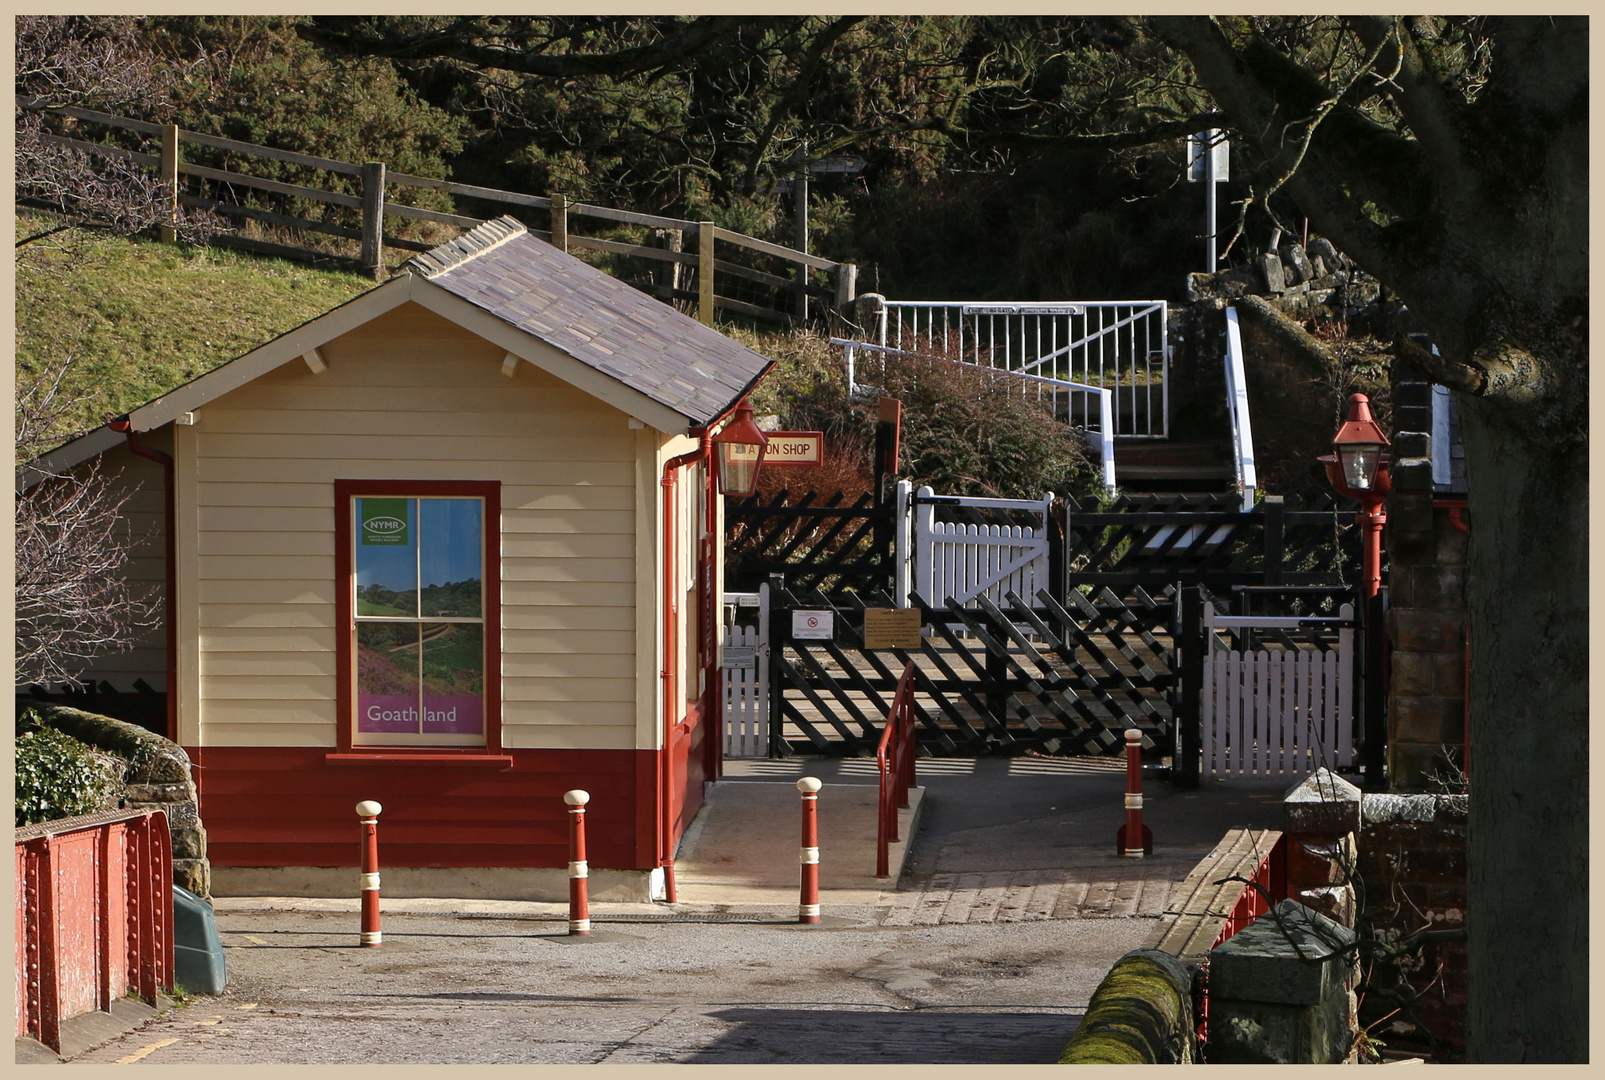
[325, 752, 514, 769]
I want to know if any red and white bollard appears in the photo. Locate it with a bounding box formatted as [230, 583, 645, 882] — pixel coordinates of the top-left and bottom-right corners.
[797, 777, 822, 924]
[564, 790, 591, 936]
[1115, 729, 1153, 858]
[356, 800, 382, 946]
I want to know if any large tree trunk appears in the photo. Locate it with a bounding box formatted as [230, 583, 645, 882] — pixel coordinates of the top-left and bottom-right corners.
[1151, 16, 1589, 1061]
[1459, 398, 1589, 1062]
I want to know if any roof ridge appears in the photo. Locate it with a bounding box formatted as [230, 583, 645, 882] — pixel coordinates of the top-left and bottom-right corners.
[401, 215, 528, 278]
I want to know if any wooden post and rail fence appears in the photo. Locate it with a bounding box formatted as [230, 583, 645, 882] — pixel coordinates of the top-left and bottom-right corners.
[24, 103, 859, 326]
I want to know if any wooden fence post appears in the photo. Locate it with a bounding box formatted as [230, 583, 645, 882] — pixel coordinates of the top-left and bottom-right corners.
[835, 262, 858, 317]
[793, 147, 809, 323]
[698, 220, 716, 325]
[551, 192, 569, 253]
[655, 227, 683, 297]
[768, 573, 787, 757]
[1175, 584, 1204, 788]
[359, 162, 386, 281]
[159, 123, 180, 244]
[1262, 495, 1285, 586]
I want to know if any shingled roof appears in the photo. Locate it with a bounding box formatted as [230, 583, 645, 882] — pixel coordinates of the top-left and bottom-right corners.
[402, 216, 772, 427]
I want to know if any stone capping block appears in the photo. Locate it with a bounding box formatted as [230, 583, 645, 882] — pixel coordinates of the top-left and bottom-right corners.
[1209, 898, 1358, 1006]
[1361, 792, 1468, 825]
[1282, 768, 1362, 835]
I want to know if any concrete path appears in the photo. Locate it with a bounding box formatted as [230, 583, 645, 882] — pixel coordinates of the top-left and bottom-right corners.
[52, 755, 1288, 1065]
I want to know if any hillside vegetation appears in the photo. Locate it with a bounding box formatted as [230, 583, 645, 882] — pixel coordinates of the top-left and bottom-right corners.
[17, 214, 1095, 502]
[17, 209, 372, 450]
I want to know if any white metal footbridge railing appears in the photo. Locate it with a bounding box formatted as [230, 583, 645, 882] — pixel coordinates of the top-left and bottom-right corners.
[847, 298, 1170, 440]
[831, 337, 1117, 491]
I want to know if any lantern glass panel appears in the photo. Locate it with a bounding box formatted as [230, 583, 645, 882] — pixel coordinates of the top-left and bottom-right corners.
[1338, 443, 1381, 490]
[718, 441, 762, 496]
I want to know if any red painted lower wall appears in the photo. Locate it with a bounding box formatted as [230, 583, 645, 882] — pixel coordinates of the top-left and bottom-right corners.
[190, 746, 665, 871]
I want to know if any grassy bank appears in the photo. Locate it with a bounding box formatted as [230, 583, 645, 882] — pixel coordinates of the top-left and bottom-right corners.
[17, 211, 372, 449]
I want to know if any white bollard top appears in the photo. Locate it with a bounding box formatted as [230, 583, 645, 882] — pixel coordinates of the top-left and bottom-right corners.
[564, 789, 591, 806]
[796, 777, 822, 794]
[1125, 729, 1142, 744]
[355, 800, 382, 818]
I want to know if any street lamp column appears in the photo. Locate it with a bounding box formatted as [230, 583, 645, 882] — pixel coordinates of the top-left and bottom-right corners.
[1320, 393, 1392, 599]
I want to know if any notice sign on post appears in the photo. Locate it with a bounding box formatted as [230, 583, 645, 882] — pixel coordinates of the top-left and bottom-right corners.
[863, 608, 923, 650]
[792, 610, 834, 640]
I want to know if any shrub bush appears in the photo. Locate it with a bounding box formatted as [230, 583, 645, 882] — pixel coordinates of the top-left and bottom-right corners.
[15, 710, 116, 827]
[731, 325, 1098, 501]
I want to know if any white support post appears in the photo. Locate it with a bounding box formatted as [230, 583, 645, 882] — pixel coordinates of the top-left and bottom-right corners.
[894, 479, 913, 608]
[913, 485, 936, 608]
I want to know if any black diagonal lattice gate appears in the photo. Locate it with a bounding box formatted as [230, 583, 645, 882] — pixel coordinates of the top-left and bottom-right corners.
[765, 582, 1178, 758]
[747, 491, 1365, 761]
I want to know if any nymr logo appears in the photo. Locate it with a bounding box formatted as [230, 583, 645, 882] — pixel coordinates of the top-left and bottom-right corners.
[360, 499, 409, 546]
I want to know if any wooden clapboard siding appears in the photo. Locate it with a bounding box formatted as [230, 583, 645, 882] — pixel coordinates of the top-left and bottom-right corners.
[193, 746, 656, 869]
[199, 580, 336, 605]
[191, 301, 641, 750]
[198, 532, 333, 557]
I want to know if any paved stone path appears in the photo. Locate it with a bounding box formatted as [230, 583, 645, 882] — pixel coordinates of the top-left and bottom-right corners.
[880, 858, 1201, 926]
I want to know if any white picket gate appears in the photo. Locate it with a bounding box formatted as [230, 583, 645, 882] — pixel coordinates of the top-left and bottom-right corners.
[1202, 605, 1354, 780]
[721, 587, 771, 758]
[909, 485, 1053, 609]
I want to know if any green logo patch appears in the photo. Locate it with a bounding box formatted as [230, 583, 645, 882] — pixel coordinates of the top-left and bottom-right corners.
[360, 498, 409, 546]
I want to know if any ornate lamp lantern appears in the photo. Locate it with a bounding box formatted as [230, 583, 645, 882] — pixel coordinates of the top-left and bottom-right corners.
[711, 398, 769, 497]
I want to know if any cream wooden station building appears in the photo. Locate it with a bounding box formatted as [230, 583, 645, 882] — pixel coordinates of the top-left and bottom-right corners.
[32, 217, 775, 900]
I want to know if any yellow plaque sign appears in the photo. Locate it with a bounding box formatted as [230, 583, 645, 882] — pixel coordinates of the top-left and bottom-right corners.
[862, 608, 923, 650]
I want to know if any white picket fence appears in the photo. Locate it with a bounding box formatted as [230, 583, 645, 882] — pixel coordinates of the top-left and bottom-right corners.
[906, 485, 1054, 609]
[1202, 605, 1354, 780]
[721, 588, 771, 758]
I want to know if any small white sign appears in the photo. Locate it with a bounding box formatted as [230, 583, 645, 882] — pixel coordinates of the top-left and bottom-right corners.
[792, 610, 834, 640]
[722, 646, 757, 669]
[736, 594, 760, 608]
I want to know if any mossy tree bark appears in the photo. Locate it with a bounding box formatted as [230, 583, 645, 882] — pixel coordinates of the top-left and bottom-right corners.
[1151, 16, 1587, 1062]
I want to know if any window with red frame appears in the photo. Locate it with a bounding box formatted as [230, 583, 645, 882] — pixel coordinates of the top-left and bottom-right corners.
[340, 484, 497, 748]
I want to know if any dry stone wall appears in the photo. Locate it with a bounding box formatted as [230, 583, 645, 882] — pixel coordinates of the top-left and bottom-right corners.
[22, 703, 210, 899]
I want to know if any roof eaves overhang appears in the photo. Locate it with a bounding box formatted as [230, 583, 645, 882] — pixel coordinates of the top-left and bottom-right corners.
[408, 277, 708, 435]
[16, 425, 126, 493]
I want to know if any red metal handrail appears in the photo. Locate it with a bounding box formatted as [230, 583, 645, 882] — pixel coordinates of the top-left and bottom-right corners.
[876, 661, 919, 878]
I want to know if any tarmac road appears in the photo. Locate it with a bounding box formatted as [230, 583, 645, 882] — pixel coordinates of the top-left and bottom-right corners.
[67, 905, 1151, 1065]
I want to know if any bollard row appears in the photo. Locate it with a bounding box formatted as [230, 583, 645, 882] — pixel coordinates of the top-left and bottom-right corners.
[354, 785, 834, 939]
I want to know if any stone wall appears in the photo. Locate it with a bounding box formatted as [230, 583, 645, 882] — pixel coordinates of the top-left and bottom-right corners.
[24, 703, 210, 899]
[1383, 358, 1469, 789]
[1355, 794, 1468, 1061]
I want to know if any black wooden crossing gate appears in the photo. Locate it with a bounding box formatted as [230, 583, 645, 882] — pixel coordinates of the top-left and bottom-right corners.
[735, 488, 1366, 762]
[765, 581, 1179, 758]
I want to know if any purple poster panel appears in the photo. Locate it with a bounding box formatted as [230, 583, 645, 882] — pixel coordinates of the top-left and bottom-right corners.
[420, 624, 484, 735]
[357, 623, 420, 734]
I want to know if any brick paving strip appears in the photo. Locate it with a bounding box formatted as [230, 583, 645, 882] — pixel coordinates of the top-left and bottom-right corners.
[881, 856, 1202, 926]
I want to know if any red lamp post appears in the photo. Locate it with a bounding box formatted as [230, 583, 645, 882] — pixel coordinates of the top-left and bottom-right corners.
[711, 398, 770, 497]
[1320, 393, 1392, 599]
